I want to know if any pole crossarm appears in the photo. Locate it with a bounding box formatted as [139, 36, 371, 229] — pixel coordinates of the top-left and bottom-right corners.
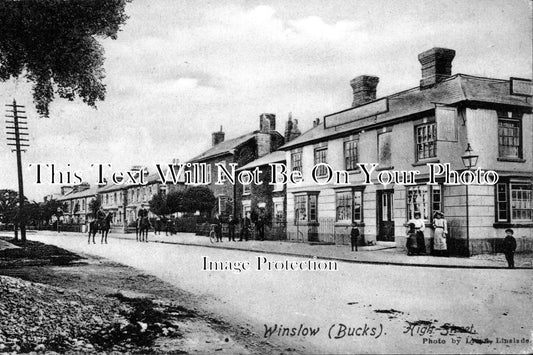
[5, 99, 28, 242]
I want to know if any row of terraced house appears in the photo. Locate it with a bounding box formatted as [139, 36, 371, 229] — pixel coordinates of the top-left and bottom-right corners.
[48, 47, 532, 255]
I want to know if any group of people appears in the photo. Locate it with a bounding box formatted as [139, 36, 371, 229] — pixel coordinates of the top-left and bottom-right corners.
[212, 212, 266, 242]
[404, 211, 517, 269]
[405, 211, 447, 256]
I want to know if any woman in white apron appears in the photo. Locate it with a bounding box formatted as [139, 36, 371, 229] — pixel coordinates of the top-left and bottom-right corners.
[432, 211, 448, 256]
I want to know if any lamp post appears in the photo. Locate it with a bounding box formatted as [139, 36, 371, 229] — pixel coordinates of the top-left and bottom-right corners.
[461, 143, 479, 257]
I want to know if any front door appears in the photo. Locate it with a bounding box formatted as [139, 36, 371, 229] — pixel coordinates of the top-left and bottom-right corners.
[377, 190, 395, 241]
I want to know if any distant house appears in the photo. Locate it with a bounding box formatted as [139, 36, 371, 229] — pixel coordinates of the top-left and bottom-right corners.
[52, 165, 184, 231]
[280, 47, 532, 255]
[188, 114, 284, 219]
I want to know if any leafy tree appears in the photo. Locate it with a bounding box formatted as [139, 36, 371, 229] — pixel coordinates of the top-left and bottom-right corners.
[182, 187, 216, 214]
[0, 189, 20, 226]
[41, 199, 67, 222]
[0, 0, 130, 117]
[149, 192, 169, 217]
[166, 190, 184, 214]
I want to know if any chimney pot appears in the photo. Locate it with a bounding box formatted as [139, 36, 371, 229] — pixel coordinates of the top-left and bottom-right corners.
[350, 75, 379, 107]
[418, 47, 456, 88]
[212, 127, 225, 146]
[259, 113, 276, 132]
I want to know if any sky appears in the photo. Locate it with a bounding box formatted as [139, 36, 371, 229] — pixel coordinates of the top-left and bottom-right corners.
[0, 0, 531, 200]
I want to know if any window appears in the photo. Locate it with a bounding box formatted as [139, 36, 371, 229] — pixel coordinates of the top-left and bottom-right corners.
[416, 122, 437, 160]
[294, 193, 318, 223]
[336, 190, 363, 223]
[273, 198, 285, 221]
[272, 176, 285, 192]
[496, 182, 532, 222]
[344, 136, 358, 170]
[313, 144, 328, 177]
[243, 183, 251, 195]
[378, 130, 392, 167]
[406, 185, 442, 221]
[498, 111, 522, 159]
[218, 196, 229, 215]
[291, 148, 303, 172]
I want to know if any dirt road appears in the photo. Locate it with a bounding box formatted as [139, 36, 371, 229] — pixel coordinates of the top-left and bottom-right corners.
[24, 233, 533, 354]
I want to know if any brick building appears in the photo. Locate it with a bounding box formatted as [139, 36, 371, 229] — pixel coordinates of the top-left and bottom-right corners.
[188, 114, 284, 219]
[280, 47, 532, 255]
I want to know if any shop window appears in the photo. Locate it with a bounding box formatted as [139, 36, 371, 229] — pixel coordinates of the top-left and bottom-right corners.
[406, 185, 442, 221]
[496, 182, 532, 222]
[294, 193, 318, 224]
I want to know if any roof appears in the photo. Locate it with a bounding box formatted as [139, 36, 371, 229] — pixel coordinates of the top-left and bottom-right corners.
[281, 74, 532, 150]
[188, 132, 256, 162]
[56, 186, 99, 201]
[237, 150, 286, 171]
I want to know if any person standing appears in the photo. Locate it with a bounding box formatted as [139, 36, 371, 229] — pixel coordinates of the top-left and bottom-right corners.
[432, 211, 448, 257]
[407, 211, 425, 254]
[256, 214, 265, 241]
[503, 228, 517, 269]
[56, 207, 64, 233]
[214, 214, 223, 242]
[405, 223, 418, 256]
[350, 222, 360, 252]
[228, 215, 236, 242]
[240, 212, 251, 241]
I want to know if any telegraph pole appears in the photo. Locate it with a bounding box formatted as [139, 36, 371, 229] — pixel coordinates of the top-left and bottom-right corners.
[5, 99, 29, 242]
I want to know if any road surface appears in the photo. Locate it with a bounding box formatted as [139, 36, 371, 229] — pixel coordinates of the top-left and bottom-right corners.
[27, 233, 532, 354]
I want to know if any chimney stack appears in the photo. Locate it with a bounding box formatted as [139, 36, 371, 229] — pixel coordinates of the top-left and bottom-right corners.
[259, 113, 276, 132]
[418, 47, 456, 89]
[212, 125, 225, 146]
[350, 75, 379, 107]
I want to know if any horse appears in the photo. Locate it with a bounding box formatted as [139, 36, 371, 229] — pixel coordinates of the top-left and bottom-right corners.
[100, 213, 112, 244]
[136, 216, 151, 242]
[88, 218, 104, 244]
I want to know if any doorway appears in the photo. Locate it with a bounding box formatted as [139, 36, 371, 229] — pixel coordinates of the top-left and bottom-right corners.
[377, 190, 395, 241]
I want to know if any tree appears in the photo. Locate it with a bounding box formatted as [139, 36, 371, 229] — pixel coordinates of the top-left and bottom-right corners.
[0, 0, 130, 117]
[0, 189, 20, 227]
[166, 191, 184, 214]
[182, 187, 216, 214]
[40, 199, 67, 224]
[0, 189, 32, 239]
[149, 192, 169, 217]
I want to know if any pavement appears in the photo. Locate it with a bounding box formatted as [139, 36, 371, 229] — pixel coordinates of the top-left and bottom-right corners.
[1, 230, 532, 269]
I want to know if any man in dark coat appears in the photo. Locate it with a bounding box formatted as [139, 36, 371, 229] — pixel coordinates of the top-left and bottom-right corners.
[240, 212, 251, 241]
[227, 215, 236, 242]
[503, 228, 517, 269]
[256, 215, 265, 241]
[350, 222, 360, 252]
[214, 214, 223, 242]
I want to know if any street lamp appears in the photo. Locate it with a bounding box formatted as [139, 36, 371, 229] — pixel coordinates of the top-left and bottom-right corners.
[461, 143, 478, 256]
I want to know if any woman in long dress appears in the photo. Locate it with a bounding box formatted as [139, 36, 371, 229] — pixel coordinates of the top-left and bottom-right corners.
[432, 211, 448, 256]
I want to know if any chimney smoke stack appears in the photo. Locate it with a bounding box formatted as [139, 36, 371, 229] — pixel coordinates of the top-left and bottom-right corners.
[350, 75, 379, 107]
[212, 126, 225, 146]
[418, 47, 456, 89]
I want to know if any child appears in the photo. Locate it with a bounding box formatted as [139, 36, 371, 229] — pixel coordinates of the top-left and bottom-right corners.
[503, 228, 517, 269]
[350, 222, 360, 252]
[406, 223, 418, 256]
